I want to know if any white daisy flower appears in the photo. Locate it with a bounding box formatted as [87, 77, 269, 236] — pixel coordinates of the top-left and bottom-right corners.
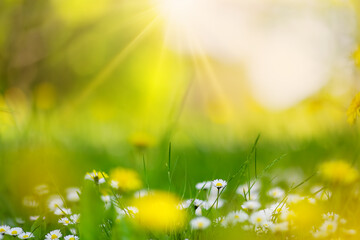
[34, 184, 49, 196]
[22, 196, 39, 208]
[282, 168, 304, 186]
[249, 211, 269, 226]
[246, 192, 259, 200]
[214, 217, 227, 227]
[340, 218, 347, 224]
[307, 197, 316, 204]
[16, 218, 25, 224]
[179, 199, 204, 210]
[226, 210, 248, 225]
[6, 227, 23, 236]
[285, 194, 303, 204]
[310, 186, 332, 200]
[203, 198, 225, 209]
[124, 206, 138, 216]
[320, 220, 337, 234]
[59, 217, 71, 226]
[31, 216, 45, 221]
[54, 208, 72, 216]
[212, 179, 227, 190]
[254, 225, 265, 233]
[255, 222, 272, 234]
[195, 207, 202, 216]
[322, 212, 339, 222]
[193, 199, 204, 208]
[279, 211, 290, 222]
[262, 205, 286, 221]
[134, 189, 152, 198]
[100, 195, 111, 209]
[70, 214, 80, 224]
[69, 229, 77, 235]
[0, 225, 10, 234]
[262, 221, 273, 229]
[208, 187, 221, 200]
[110, 180, 119, 189]
[116, 206, 138, 218]
[269, 222, 289, 233]
[269, 203, 288, 215]
[45, 230, 62, 240]
[241, 200, 261, 211]
[18, 232, 34, 239]
[267, 187, 285, 199]
[64, 235, 79, 240]
[343, 229, 357, 235]
[47, 195, 64, 211]
[236, 182, 261, 195]
[84, 170, 108, 184]
[242, 225, 253, 231]
[101, 195, 110, 202]
[190, 217, 211, 230]
[311, 229, 328, 238]
[29, 216, 39, 221]
[178, 200, 191, 210]
[66, 188, 81, 202]
[195, 181, 212, 190]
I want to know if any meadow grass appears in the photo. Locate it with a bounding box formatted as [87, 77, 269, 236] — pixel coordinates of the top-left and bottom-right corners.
[1, 128, 360, 239]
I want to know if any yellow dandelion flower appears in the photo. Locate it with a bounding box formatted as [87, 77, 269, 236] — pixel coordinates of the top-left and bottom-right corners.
[347, 92, 360, 125]
[129, 132, 155, 149]
[133, 191, 187, 232]
[110, 168, 142, 192]
[319, 160, 358, 184]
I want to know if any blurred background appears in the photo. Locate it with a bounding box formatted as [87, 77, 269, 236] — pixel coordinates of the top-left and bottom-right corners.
[1, 0, 360, 217]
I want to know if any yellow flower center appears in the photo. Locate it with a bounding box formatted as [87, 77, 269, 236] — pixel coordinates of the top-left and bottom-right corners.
[198, 222, 204, 228]
[327, 224, 334, 230]
[51, 234, 58, 239]
[216, 183, 222, 187]
[11, 230, 17, 235]
[69, 238, 75, 240]
[234, 215, 239, 219]
[256, 217, 262, 223]
[23, 235, 29, 238]
[65, 220, 70, 224]
[0, 228, 5, 232]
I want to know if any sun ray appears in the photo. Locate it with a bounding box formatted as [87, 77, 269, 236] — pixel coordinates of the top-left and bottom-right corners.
[188, 36, 227, 101]
[162, 40, 194, 134]
[184, 34, 234, 123]
[66, 16, 160, 112]
[143, 26, 169, 112]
